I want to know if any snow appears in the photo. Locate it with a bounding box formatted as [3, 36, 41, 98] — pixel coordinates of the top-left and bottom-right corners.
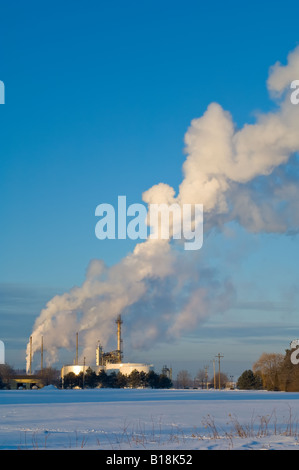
[0, 388, 299, 450]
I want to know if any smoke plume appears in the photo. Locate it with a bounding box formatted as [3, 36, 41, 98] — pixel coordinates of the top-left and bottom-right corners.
[26, 47, 299, 371]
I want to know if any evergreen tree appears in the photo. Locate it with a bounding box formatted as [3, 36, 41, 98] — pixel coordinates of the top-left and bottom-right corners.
[97, 370, 109, 388]
[106, 371, 118, 388]
[128, 370, 141, 388]
[146, 370, 160, 388]
[139, 371, 147, 388]
[237, 370, 263, 390]
[158, 374, 172, 389]
[63, 372, 78, 388]
[115, 371, 127, 388]
[83, 367, 98, 388]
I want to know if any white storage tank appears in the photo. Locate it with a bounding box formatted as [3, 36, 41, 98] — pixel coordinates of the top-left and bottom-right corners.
[105, 363, 153, 375]
[61, 364, 105, 377]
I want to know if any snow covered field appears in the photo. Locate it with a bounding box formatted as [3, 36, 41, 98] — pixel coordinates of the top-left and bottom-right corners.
[1, 387, 299, 450]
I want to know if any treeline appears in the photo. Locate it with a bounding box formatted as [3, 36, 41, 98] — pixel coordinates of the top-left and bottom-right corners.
[175, 369, 230, 389]
[237, 349, 299, 392]
[62, 368, 173, 389]
[0, 364, 61, 389]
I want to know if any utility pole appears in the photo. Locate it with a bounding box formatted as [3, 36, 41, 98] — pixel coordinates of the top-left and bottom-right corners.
[204, 365, 208, 390]
[215, 353, 224, 390]
[41, 336, 43, 374]
[116, 315, 123, 362]
[212, 359, 216, 389]
[83, 356, 86, 389]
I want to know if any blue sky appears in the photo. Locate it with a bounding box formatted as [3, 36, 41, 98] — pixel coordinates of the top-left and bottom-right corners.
[1, 0, 299, 378]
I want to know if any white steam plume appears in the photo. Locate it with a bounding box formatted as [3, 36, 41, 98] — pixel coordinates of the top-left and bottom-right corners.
[26, 47, 299, 372]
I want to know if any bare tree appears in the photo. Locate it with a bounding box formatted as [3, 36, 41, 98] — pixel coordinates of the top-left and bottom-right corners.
[0, 364, 15, 388]
[176, 370, 192, 389]
[38, 367, 60, 386]
[195, 369, 209, 388]
[218, 372, 229, 389]
[253, 352, 284, 390]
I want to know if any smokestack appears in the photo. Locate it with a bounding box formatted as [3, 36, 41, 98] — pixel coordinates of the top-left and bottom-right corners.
[29, 336, 32, 375]
[116, 315, 123, 362]
[96, 341, 103, 366]
[76, 332, 78, 365]
[41, 336, 43, 373]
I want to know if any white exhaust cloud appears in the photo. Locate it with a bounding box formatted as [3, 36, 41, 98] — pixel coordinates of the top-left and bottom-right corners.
[26, 47, 299, 372]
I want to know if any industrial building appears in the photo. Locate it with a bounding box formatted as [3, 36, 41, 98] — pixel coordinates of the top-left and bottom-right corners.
[60, 315, 153, 381]
[9, 375, 45, 390]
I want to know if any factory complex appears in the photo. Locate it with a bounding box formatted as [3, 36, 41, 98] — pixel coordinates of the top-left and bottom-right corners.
[61, 315, 153, 379]
[13, 314, 158, 389]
